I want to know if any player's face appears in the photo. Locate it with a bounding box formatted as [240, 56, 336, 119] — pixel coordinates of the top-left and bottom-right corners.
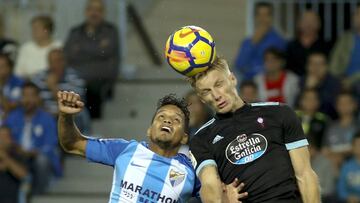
[195, 68, 240, 114]
[147, 105, 188, 149]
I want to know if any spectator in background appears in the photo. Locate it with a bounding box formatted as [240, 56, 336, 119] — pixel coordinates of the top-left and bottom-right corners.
[15, 15, 61, 79]
[4, 82, 61, 194]
[254, 47, 299, 107]
[286, 10, 330, 76]
[323, 92, 358, 170]
[330, 4, 360, 87]
[0, 126, 29, 203]
[0, 15, 17, 61]
[64, 0, 119, 119]
[300, 52, 341, 119]
[296, 88, 329, 150]
[239, 80, 259, 103]
[32, 49, 91, 134]
[234, 2, 286, 80]
[338, 131, 360, 203]
[185, 91, 211, 136]
[308, 137, 336, 202]
[0, 54, 23, 120]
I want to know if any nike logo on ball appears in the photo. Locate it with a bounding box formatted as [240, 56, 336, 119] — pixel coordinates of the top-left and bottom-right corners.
[179, 28, 199, 38]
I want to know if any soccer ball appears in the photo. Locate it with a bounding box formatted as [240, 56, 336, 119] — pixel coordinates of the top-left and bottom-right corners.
[165, 25, 216, 77]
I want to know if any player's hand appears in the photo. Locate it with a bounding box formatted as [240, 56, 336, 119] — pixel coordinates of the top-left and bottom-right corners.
[223, 178, 248, 203]
[57, 91, 84, 115]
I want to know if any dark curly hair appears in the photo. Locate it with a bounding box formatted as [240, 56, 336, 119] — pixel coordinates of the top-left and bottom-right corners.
[153, 94, 190, 134]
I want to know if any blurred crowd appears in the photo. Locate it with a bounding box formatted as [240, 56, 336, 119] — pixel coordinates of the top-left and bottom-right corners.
[1, 0, 360, 202]
[0, 0, 119, 202]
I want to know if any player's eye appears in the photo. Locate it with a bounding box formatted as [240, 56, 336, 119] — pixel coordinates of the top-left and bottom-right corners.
[158, 115, 164, 119]
[215, 81, 223, 87]
[201, 90, 209, 96]
[174, 118, 181, 123]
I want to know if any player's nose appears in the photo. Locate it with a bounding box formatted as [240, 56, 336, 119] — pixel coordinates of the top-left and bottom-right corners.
[163, 118, 172, 125]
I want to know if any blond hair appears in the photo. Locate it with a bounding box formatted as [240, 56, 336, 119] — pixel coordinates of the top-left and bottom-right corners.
[188, 56, 231, 87]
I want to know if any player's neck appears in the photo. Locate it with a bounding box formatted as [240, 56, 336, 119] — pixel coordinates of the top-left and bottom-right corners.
[149, 142, 179, 158]
[231, 96, 245, 112]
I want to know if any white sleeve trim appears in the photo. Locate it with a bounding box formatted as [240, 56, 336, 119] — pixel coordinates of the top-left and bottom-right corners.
[285, 139, 309, 150]
[196, 159, 217, 176]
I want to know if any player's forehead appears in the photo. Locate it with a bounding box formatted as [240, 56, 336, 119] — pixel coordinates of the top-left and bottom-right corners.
[195, 69, 227, 90]
[156, 105, 185, 118]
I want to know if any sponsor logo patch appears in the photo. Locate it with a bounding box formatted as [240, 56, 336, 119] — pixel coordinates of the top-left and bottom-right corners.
[225, 133, 268, 165]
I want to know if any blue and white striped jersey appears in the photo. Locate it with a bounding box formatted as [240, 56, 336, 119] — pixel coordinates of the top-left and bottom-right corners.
[86, 139, 200, 203]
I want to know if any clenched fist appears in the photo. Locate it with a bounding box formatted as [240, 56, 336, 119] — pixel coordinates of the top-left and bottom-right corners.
[57, 91, 84, 115]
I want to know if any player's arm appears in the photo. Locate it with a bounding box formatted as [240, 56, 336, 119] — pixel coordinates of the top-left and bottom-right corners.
[289, 146, 320, 203]
[280, 105, 320, 203]
[198, 165, 223, 203]
[189, 132, 225, 203]
[57, 91, 87, 156]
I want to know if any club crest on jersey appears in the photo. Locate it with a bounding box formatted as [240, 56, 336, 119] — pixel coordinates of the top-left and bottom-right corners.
[169, 169, 185, 187]
[225, 133, 268, 165]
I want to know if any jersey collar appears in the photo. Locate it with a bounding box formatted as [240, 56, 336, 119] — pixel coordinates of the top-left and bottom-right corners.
[215, 103, 251, 120]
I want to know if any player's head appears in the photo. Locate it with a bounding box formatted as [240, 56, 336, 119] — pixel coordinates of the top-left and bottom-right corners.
[147, 94, 190, 150]
[254, 2, 273, 28]
[22, 81, 41, 113]
[188, 57, 242, 114]
[31, 15, 54, 41]
[86, 0, 105, 27]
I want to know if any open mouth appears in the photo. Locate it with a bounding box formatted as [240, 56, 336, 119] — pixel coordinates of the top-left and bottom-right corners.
[161, 126, 172, 133]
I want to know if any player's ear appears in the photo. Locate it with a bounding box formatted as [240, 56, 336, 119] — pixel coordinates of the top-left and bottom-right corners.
[229, 72, 238, 87]
[181, 133, 189, 145]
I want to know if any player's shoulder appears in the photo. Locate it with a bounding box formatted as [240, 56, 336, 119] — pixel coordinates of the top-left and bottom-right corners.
[250, 102, 290, 111]
[174, 153, 195, 172]
[193, 118, 216, 137]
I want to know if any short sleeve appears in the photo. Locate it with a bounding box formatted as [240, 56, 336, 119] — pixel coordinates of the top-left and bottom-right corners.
[86, 138, 130, 166]
[280, 105, 309, 150]
[189, 134, 217, 177]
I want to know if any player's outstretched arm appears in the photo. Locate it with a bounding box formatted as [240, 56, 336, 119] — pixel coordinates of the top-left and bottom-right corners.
[289, 146, 321, 203]
[57, 91, 87, 156]
[198, 165, 223, 203]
